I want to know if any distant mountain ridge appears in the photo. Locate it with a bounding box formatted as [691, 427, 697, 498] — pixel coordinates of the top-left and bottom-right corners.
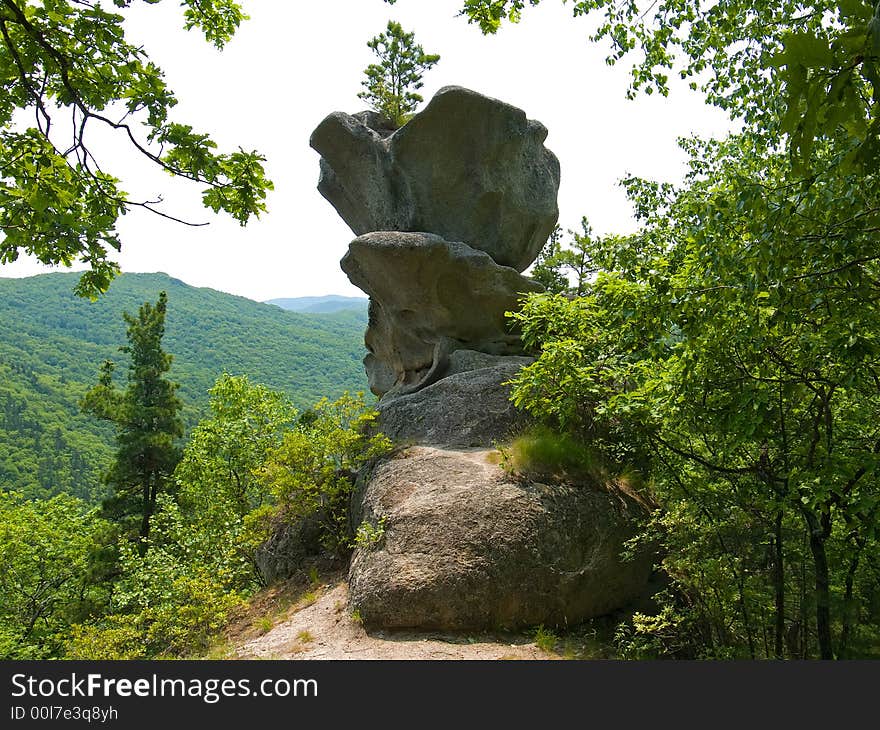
[0, 272, 369, 503]
[266, 295, 368, 314]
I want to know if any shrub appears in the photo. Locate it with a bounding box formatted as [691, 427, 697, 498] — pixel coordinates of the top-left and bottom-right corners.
[0, 492, 110, 659]
[533, 625, 558, 653]
[354, 516, 387, 549]
[65, 498, 244, 659]
[261, 393, 391, 556]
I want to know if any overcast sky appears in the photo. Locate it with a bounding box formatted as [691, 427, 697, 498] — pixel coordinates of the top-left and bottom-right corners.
[1, 0, 732, 302]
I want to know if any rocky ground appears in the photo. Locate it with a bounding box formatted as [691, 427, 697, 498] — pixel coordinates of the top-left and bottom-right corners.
[231, 580, 555, 661]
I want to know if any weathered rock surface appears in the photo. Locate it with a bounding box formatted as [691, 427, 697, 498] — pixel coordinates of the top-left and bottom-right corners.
[348, 447, 655, 630]
[311, 86, 561, 272]
[341, 231, 542, 398]
[443, 348, 535, 377]
[254, 515, 325, 585]
[377, 354, 534, 447]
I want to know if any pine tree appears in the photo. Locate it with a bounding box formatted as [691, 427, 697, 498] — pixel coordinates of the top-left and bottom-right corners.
[82, 291, 183, 546]
[358, 20, 440, 128]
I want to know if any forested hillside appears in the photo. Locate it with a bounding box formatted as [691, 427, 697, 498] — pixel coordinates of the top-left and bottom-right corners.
[0, 273, 368, 502]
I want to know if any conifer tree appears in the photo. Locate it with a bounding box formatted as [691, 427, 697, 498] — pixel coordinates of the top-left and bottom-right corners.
[358, 20, 440, 128]
[82, 291, 183, 546]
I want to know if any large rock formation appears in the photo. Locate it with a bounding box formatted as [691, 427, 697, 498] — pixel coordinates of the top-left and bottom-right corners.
[311, 86, 561, 273]
[348, 447, 655, 630]
[341, 231, 542, 398]
[309, 87, 654, 632]
[312, 88, 558, 400]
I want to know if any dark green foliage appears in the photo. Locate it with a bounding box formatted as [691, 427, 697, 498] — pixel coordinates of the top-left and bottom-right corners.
[358, 20, 440, 128]
[0, 272, 368, 503]
[416, 0, 880, 660]
[507, 136, 880, 658]
[64, 386, 387, 659]
[82, 292, 183, 543]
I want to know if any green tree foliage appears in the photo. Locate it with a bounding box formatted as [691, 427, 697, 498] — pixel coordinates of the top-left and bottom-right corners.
[176, 373, 297, 519]
[0, 272, 368, 503]
[82, 291, 183, 543]
[529, 219, 600, 296]
[508, 134, 880, 658]
[65, 386, 389, 659]
[438, 1, 880, 164]
[397, 0, 880, 661]
[66, 495, 244, 659]
[0, 0, 272, 298]
[175, 373, 298, 585]
[261, 392, 392, 557]
[0, 491, 110, 658]
[358, 20, 440, 128]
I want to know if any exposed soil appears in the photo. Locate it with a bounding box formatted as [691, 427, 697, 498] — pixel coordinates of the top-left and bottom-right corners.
[230, 577, 556, 661]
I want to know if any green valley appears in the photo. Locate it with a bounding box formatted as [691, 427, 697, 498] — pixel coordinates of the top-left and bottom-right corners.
[0, 272, 368, 503]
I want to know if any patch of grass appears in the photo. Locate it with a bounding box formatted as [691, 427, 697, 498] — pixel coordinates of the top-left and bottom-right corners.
[485, 450, 504, 466]
[308, 566, 320, 588]
[350, 608, 363, 625]
[300, 591, 318, 608]
[254, 616, 273, 635]
[533, 625, 558, 653]
[296, 630, 315, 644]
[503, 427, 608, 483]
[201, 640, 234, 660]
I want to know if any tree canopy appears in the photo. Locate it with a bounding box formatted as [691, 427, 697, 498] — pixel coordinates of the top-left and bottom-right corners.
[443, 0, 880, 658]
[390, 0, 880, 170]
[0, 0, 272, 298]
[0, 491, 108, 658]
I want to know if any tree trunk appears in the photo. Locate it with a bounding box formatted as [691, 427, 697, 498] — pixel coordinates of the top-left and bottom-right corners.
[839, 552, 860, 659]
[800, 532, 810, 658]
[804, 510, 834, 659]
[773, 511, 785, 659]
[140, 476, 151, 544]
[140, 470, 158, 549]
[737, 566, 756, 659]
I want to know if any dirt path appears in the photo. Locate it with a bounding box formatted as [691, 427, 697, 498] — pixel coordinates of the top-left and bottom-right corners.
[233, 582, 554, 660]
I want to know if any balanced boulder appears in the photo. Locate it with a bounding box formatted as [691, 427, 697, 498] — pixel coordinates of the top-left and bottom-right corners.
[311, 86, 561, 272]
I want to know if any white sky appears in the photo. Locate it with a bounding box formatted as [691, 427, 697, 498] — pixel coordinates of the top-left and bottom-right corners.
[0, 0, 732, 301]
